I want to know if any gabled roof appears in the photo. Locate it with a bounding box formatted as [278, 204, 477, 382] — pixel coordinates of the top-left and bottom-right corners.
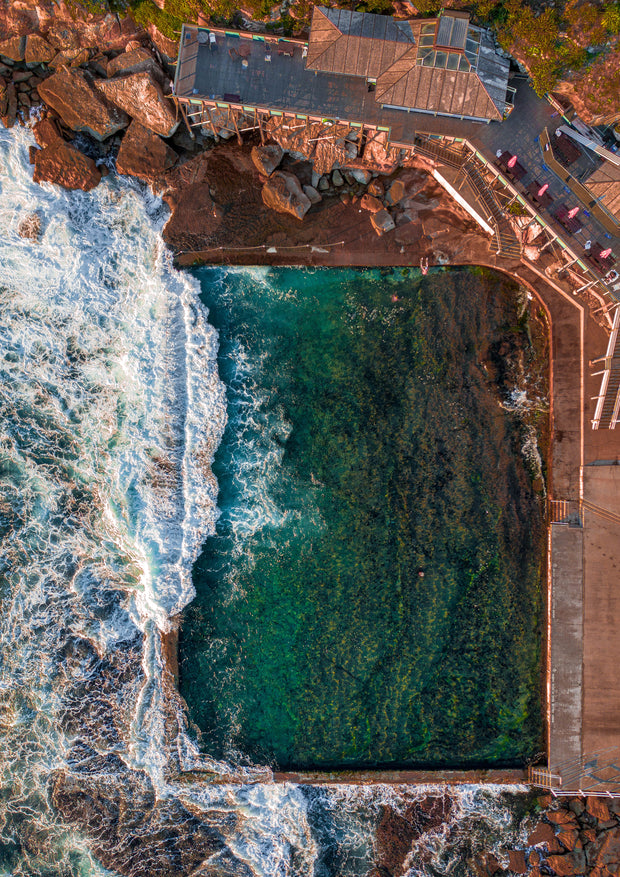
[375, 64, 503, 121]
[306, 6, 416, 80]
[305, 7, 510, 122]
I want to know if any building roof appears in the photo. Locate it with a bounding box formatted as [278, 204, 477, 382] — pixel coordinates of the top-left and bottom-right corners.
[306, 6, 416, 80]
[305, 7, 510, 122]
[586, 161, 620, 220]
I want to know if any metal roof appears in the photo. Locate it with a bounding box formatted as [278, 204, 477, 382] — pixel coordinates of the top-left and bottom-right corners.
[306, 7, 416, 79]
[305, 7, 509, 121]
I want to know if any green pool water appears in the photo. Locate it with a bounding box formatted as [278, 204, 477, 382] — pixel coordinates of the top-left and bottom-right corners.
[179, 266, 546, 770]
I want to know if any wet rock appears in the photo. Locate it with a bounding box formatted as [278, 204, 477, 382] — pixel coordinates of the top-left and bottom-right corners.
[507, 849, 527, 873]
[592, 826, 620, 869]
[545, 851, 587, 875]
[0, 36, 26, 63]
[587, 797, 611, 822]
[569, 799, 585, 817]
[38, 68, 129, 141]
[1, 81, 17, 128]
[318, 175, 330, 191]
[18, 92, 31, 109]
[25, 35, 56, 66]
[261, 171, 311, 220]
[33, 139, 102, 191]
[17, 212, 41, 240]
[557, 828, 579, 851]
[303, 184, 321, 205]
[548, 810, 579, 826]
[375, 796, 452, 877]
[331, 168, 344, 187]
[107, 47, 163, 80]
[360, 193, 383, 213]
[95, 72, 178, 138]
[371, 208, 395, 235]
[528, 821, 564, 852]
[116, 119, 178, 182]
[33, 117, 62, 148]
[251, 143, 283, 176]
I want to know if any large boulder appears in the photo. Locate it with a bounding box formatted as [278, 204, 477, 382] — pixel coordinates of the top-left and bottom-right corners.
[107, 48, 163, 81]
[592, 826, 620, 869]
[261, 171, 311, 220]
[25, 35, 56, 66]
[116, 120, 178, 182]
[95, 72, 178, 138]
[360, 193, 383, 213]
[33, 140, 102, 191]
[32, 117, 63, 148]
[251, 144, 283, 176]
[38, 68, 128, 141]
[544, 852, 587, 876]
[0, 36, 26, 63]
[370, 208, 395, 235]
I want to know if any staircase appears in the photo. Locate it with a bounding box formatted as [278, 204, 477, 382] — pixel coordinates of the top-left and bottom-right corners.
[463, 159, 521, 258]
[598, 358, 620, 429]
[413, 135, 467, 169]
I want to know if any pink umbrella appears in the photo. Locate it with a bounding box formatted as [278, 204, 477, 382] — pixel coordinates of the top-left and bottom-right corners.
[507, 154, 517, 168]
[567, 206, 579, 219]
[600, 248, 612, 259]
[537, 183, 549, 197]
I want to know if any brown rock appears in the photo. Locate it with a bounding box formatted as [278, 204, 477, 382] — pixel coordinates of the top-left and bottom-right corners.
[507, 849, 527, 873]
[386, 178, 406, 204]
[18, 92, 31, 109]
[569, 799, 585, 817]
[25, 35, 56, 66]
[33, 140, 102, 191]
[588, 798, 611, 822]
[33, 117, 62, 148]
[107, 48, 163, 80]
[251, 144, 283, 176]
[528, 821, 564, 852]
[1, 81, 17, 128]
[95, 72, 178, 138]
[12, 71, 32, 84]
[370, 208, 395, 236]
[38, 68, 128, 141]
[49, 48, 91, 69]
[303, 184, 321, 205]
[368, 178, 384, 197]
[17, 212, 41, 240]
[581, 828, 597, 844]
[530, 869, 541, 877]
[548, 811, 579, 826]
[530, 850, 541, 865]
[360, 193, 383, 213]
[593, 827, 620, 868]
[557, 829, 578, 851]
[116, 120, 178, 182]
[261, 171, 311, 220]
[545, 851, 586, 875]
[0, 36, 26, 63]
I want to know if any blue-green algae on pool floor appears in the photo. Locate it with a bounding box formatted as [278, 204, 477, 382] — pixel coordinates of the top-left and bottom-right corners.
[180, 266, 547, 770]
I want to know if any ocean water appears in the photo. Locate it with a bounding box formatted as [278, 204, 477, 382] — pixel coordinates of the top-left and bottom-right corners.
[181, 266, 546, 770]
[0, 123, 546, 877]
